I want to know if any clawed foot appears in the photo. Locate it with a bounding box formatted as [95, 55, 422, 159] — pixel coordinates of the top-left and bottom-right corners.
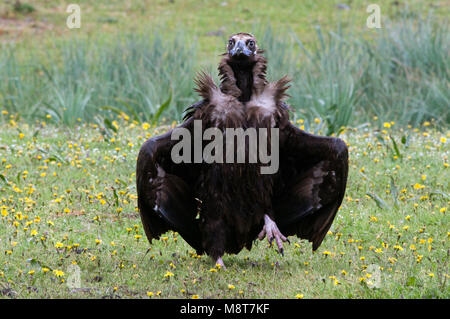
[258, 214, 289, 255]
[213, 256, 227, 270]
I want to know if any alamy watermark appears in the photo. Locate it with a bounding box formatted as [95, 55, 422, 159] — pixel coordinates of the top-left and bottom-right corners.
[65, 4, 382, 30]
[66, 4, 81, 29]
[170, 120, 279, 175]
[366, 4, 382, 29]
[365, 264, 382, 289]
[66, 264, 81, 289]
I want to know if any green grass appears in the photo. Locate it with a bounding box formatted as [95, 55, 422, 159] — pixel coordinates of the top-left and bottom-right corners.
[1, 1, 448, 51]
[1, 13, 448, 132]
[0, 116, 448, 298]
[0, 0, 448, 299]
[1, 0, 449, 132]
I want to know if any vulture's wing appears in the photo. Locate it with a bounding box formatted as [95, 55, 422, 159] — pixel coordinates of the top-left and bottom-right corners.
[136, 107, 205, 254]
[274, 122, 348, 250]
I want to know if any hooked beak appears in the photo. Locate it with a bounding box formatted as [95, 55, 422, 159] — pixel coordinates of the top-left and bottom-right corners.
[229, 40, 253, 57]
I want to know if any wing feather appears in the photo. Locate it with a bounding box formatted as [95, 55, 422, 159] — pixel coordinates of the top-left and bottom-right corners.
[275, 123, 348, 250]
[136, 116, 204, 253]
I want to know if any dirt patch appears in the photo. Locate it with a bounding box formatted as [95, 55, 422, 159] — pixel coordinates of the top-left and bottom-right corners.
[0, 17, 53, 39]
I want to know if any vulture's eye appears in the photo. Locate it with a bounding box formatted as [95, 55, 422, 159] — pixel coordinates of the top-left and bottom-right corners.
[228, 39, 234, 46]
[248, 40, 255, 48]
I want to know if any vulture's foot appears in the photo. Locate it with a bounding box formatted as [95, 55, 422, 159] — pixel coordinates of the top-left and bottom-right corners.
[258, 214, 289, 255]
[213, 256, 227, 270]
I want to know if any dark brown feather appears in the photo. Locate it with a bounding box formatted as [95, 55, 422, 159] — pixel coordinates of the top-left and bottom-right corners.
[274, 123, 349, 250]
[137, 41, 349, 260]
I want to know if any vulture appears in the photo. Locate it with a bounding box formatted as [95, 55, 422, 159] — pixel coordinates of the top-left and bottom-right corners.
[136, 33, 348, 268]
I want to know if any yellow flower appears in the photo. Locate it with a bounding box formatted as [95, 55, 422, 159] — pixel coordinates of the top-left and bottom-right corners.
[228, 284, 235, 290]
[441, 137, 447, 143]
[192, 295, 199, 299]
[383, 122, 391, 128]
[388, 257, 397, 264]
[53, 269, 64, 277]
[55, 242, 64, 248]
[295, 293, 304, 299]
[42, 267, 50, 273]
[147, 291, 154, 297]
[164, 271, 174, 278]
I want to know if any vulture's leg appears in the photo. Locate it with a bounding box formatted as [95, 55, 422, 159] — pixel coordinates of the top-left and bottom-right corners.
[201, 216, 227, 268]
[213, 256, 227, 270]
[258, 214, 289, 255]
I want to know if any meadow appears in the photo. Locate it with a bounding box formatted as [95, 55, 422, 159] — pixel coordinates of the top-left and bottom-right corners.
[0, 0, 449, 299]
[0, 1, 448, 130]
[0, 116, 448, 298]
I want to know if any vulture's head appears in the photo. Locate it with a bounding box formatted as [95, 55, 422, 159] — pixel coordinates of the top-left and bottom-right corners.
[227, 33, 258, 62]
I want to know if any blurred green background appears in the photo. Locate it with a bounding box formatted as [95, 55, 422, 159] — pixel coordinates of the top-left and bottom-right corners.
[0, 0, 448, 133]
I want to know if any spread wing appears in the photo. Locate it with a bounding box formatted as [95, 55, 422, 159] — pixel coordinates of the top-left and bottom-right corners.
[136, 105, 205, 254]
[274, 122, 349, 250]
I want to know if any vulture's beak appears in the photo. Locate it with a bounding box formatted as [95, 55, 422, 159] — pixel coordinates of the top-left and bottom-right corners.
[230, 40, 253, 57]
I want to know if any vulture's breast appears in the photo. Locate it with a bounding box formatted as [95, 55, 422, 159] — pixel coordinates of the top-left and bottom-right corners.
[193, 87, 271, 248]
[245, 84, 281, 128]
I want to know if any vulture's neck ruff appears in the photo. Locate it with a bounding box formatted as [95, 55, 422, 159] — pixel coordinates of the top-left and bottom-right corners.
[218, 52, 268, 103]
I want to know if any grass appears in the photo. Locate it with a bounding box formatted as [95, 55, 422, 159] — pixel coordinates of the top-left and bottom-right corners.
[1, 0, 449, 132]
[0, 0, 448, 299]
[0, 115, 448, 298]
[1, 1, 448, 50]
[0, 33, 198, 125]
[1, 13, 448, 133]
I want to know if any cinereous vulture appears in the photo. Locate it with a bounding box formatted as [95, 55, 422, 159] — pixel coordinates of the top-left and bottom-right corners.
[136, 33, 348, 268]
